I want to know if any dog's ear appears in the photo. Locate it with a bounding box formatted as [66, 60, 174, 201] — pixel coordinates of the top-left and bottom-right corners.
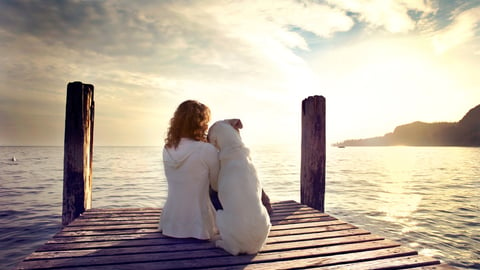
[227, 119, 243, 131]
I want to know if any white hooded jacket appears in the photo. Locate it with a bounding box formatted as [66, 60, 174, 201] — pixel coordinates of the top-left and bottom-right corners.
[160, 138, 220, 240]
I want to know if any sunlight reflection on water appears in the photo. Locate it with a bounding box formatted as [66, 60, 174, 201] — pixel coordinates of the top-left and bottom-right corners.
[325, 146, 479, 269]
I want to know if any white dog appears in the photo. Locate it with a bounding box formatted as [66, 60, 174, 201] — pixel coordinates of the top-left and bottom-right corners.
[207, 119, 271, 255]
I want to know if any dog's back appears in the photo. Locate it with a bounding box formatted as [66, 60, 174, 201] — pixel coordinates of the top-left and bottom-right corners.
[208, 121, 271, 255]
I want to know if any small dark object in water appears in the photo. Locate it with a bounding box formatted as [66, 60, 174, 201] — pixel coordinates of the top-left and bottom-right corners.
[11, 156, 16, 162]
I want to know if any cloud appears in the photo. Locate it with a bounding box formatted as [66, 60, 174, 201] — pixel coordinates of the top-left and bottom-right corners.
[327, 0, 436, 32]
[0, 0, 478, 145]
[432, 6, 480, 54]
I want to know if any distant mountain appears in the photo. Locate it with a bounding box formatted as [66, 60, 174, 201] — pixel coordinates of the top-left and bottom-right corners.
[334, 104, 480, 147]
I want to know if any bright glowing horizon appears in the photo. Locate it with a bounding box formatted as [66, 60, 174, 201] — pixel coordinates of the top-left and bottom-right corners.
[0, 1, 479, 147]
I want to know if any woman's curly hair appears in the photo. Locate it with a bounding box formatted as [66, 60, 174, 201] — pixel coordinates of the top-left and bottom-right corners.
[165, 100, 211, 148]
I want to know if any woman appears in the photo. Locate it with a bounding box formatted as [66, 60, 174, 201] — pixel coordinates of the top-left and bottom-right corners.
[159, 100, 220, 240]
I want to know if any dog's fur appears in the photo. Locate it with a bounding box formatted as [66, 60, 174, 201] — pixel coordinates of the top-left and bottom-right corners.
[208, 119, 271, 255]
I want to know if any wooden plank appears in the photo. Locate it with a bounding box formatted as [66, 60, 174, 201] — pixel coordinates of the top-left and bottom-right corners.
[86, 208, 160, 212]
[62, 216, 344, 233]
[268, 202, 310, 211]
[41, 231, 382, 255]
[18, 239, 401, 269]
[403, 265, 459, 270]
[271, 216, 337, 225]
[61, 223, 160, 232]
[53, 222, 354, 238]
[270, 206, 318, 213]
[68, 202, 328, 225]
[77, 214, 160, 220]
[265, 234, 386, 252]
[68, 219, 159, 227]
[270, 220, 349, 231]
[54, 228, 159, 237]
[48, 227, 369, 245]
[78, 212, 160, 219]
[27, 240, 214, 261]
[77, 213, 160, 219]
[29, 234, 377, 263]
[74, 201, 306, 215]
[214, 246, 419, 270]
[266, 228, 370, 244]
[37, 237, 204, 252]
[60, 221, 342, 233]
[271, 211, 330, 220]
[41, 226, 371, 252]
[68, 215, 335, 227]
[318, 255, 440, 269]
[31, 228, 372, 259]
[70, 211, 333, 226]
[21, 209, 386, 266]
[270, 200, 299, 206]
[17, 201, 456, 270]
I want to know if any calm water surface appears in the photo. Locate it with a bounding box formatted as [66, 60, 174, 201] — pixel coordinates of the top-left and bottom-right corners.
[0, 146, 478, 269]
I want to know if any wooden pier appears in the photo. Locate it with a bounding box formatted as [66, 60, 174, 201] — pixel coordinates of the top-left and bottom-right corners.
[17, 200, 456, 269]
[17, 84, 458, 269]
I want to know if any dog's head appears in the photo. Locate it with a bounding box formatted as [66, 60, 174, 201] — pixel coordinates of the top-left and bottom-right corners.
[207, 119, 243, 150]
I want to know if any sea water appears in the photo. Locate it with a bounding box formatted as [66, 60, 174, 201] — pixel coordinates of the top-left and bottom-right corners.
[0, 146, 478, 269]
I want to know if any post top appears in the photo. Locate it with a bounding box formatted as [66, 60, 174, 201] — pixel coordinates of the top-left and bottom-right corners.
[303, 95, 325, 102]
[67, 81, 94, 92]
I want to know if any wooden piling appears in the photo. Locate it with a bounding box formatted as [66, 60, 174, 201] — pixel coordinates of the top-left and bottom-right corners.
[301, 95, 326, 212]
[62, 82, 95, 226]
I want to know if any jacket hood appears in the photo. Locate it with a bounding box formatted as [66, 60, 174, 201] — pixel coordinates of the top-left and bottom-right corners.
[163, 140, 197, 169]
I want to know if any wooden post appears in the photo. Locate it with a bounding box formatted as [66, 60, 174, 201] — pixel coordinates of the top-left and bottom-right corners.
[62, 82, 94, 226]
[301, 95, 326, 212]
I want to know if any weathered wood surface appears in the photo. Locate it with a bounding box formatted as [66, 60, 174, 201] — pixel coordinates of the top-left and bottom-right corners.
[301, 95, 326, 212]
[18, 201, 456, 269]
[62, 81, 95, 226]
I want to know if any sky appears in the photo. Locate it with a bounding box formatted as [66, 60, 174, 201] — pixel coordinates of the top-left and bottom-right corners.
[0, 0, 479, 147]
